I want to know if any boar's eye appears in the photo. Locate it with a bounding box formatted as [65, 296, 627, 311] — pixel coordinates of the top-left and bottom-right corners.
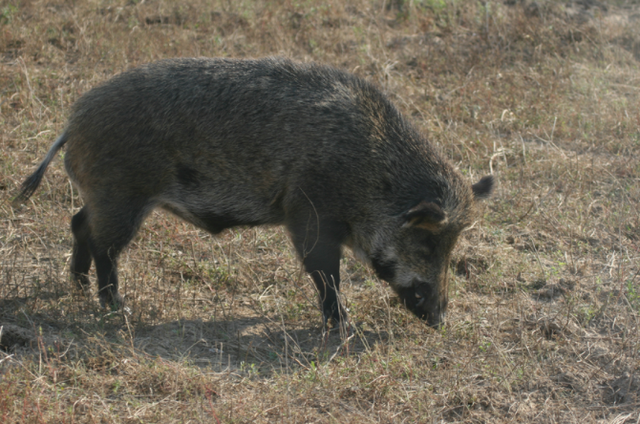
[414, 292, 425, 307]
[417, 234, 435, 256]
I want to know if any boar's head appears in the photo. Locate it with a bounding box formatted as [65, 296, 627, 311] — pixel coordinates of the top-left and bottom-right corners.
[370, 176, 493, 328]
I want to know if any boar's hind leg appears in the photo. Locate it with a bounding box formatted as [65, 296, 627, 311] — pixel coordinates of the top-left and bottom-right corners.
[84, 201, 150, 309]
[70, 208, 92, 292]
[288, 219, 348, 326]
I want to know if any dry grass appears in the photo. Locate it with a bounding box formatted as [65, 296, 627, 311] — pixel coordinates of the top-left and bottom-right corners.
[1, 0, 639, 422]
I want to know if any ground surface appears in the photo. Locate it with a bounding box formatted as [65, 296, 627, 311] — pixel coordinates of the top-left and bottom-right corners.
[1, 0, 639, 422]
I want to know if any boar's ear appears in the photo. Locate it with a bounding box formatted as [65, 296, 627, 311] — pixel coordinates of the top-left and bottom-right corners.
[472, 176, 494, 200]
[403, 201, 448, 230]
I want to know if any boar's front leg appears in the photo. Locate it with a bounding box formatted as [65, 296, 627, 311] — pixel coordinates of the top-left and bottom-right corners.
[288, 217, 349, 326]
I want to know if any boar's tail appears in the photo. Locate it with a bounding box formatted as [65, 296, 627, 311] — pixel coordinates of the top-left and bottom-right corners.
[12, 131, 69, 206]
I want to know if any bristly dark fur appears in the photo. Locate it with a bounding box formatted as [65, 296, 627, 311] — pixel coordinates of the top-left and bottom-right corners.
[14, 57, 493, 328]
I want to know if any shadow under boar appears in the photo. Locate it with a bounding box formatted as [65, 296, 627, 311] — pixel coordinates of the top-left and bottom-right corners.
[14, 57, 493, 328]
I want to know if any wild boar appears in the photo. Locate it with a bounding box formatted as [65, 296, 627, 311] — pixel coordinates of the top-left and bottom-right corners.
[14, 57, 493, 328]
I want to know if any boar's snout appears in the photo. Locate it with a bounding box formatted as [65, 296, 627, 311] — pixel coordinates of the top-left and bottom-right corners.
[426, 309, 445, 329]
[397, 283, 446, 328]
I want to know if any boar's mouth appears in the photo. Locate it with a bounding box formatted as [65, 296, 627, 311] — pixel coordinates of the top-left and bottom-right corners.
[370, 255, 445, 327]
[395, 283, 445, 328]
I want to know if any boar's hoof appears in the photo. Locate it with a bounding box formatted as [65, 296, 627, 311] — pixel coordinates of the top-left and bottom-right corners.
[99, 292, 124, 311]
[323, 303, 348, 329]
